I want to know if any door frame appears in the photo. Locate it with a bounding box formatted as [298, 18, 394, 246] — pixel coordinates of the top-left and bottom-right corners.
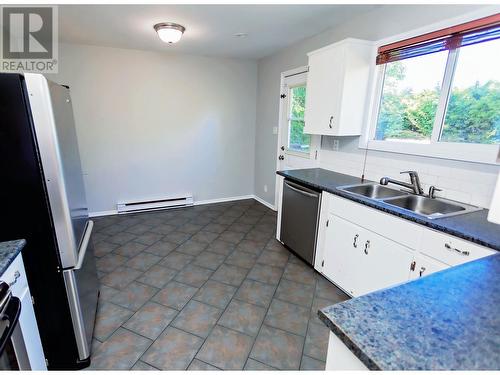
[276, 66, 309, 166]
[275, 66, 320, 208]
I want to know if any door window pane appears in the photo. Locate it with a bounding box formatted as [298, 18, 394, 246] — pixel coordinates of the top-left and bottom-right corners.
[375, 51, 448, 142]
[288, 85, 310, 152]
[440, 39, 500, 144]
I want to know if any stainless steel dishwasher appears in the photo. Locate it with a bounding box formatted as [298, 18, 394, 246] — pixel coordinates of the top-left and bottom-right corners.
[280, 179, 321, 265]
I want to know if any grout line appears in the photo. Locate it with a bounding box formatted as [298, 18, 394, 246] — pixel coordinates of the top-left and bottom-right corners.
[92, 199, 286, 370]
[181, 212, 259, 369]
[299, 272, 318, 370]
[245, 356, 280, 370]
[244, 251, 298, 370]
[189, 358, 223, 370]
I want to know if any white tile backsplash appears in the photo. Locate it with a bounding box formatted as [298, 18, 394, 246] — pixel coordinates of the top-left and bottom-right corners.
[319, 136, 499, 208]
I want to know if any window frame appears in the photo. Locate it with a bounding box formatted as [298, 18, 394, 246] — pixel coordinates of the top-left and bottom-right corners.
[361, 8, 500, 165]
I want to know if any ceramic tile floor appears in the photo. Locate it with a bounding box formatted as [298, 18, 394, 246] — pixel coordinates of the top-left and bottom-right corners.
[89, 199, 350, 370]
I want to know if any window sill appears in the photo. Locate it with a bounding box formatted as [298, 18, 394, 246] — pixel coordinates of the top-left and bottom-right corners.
[361, 139, 499, 165]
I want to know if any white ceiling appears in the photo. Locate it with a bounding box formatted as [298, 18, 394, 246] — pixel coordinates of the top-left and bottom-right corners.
[58, 5, 378, 59]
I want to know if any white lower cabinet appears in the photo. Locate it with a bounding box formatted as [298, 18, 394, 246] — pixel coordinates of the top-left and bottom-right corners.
[317, 193, 495, 297]
[323, 214, 414, 297]
[409, 253, 449, 280]
[322, 215, 359, 295]
[419, 227, 494, 266]
[354, 225, 414, 296]
[326, 332, 368, 370]
[0, 253, 46, 370]
[313, 192, 496, 371]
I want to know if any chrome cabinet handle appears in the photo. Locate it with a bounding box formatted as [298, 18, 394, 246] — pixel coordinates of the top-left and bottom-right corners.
[419, 267, 426, 277]
[353, 234, 359, 248]
[364, 240, 370, 255]
[445, 243, 469, 256]
[329, 116, 334, 129]
[9, 271, 20, 287]
[410, 260, 416, 271]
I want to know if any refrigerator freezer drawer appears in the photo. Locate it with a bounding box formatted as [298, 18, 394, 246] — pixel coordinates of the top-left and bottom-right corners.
[62, 239, 99, 361]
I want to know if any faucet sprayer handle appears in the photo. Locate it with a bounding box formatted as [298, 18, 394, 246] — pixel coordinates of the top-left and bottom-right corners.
[428, 186, 442, 199]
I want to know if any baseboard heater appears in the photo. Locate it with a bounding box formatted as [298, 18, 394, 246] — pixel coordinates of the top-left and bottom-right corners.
[117, 194, 194, 214]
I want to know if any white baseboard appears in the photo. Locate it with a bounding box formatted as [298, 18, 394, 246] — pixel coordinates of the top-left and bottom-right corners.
[89, 210, 118, 218]
[193, 195, 254, 206]
[253, 195, 276, 211]
[89, 194, 276, 217]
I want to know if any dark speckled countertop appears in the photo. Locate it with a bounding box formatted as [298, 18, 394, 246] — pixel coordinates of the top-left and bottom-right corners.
[0, 239, 25, 276]
[318, 254, 500, 370]
[276, 168, 500, 370]
[277, 168, 500, 251]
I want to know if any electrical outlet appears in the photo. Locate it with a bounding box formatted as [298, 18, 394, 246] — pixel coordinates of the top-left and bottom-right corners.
[332, 139, 340, 151]
[264, 185, 268, 193]
[272, 126, 278, 135]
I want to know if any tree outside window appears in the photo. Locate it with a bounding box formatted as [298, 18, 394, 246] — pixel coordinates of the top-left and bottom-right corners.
[288, 85, 311, 152]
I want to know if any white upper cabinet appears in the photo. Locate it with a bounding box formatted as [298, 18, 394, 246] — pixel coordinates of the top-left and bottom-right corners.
[304, 38, 374, 136]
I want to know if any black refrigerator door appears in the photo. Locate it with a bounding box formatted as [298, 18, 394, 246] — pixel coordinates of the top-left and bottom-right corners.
[0, 73, 91, 369]
[24, 74, 89, 269]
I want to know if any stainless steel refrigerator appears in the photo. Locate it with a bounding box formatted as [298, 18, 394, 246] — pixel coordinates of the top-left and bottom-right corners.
[0, 73, 99, 369]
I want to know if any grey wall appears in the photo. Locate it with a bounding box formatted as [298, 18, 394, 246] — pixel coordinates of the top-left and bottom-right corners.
[54, 43, 258, 214]
[254, 4, 496, 206]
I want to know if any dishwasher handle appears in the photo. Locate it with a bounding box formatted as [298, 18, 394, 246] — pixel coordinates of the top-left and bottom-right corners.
[284, 180, 320, 198]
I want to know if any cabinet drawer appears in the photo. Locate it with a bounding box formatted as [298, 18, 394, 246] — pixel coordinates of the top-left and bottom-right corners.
[328, 194, 422, 250]
[420, 229, 495, 266]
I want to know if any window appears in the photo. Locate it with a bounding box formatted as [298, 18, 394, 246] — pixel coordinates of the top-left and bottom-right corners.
[287, 85, 310, 153]
[376, 51, 448, 142]
[371, 15, 500, 161]
[440, 39, 500, 144]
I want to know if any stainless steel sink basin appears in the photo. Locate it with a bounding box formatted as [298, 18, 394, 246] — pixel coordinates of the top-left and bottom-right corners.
[338, 183, 409, 199]
[382, 195, 482, 219]
[338, 183, 482, 219]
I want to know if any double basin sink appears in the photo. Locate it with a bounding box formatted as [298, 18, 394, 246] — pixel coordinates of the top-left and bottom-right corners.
[337, 183, 482, 219]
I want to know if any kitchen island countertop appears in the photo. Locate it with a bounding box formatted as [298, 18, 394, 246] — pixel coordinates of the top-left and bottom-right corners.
[318, 253, 500, 370]
[0, 239, 26, 276]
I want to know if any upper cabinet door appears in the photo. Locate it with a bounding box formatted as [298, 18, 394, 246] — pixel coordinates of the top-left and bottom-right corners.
[304, 45, 345, 136]
[304, 39, 374, 136]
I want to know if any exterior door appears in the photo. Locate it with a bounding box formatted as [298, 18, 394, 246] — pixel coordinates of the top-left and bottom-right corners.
[277, 69, 320, 171]
[275, 68, 321, 208]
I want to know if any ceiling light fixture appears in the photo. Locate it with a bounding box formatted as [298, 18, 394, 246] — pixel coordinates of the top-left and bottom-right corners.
[154, 22, 186, 44]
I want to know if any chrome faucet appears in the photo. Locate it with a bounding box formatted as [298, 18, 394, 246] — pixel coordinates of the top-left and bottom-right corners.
[380, 171, 424, 195]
